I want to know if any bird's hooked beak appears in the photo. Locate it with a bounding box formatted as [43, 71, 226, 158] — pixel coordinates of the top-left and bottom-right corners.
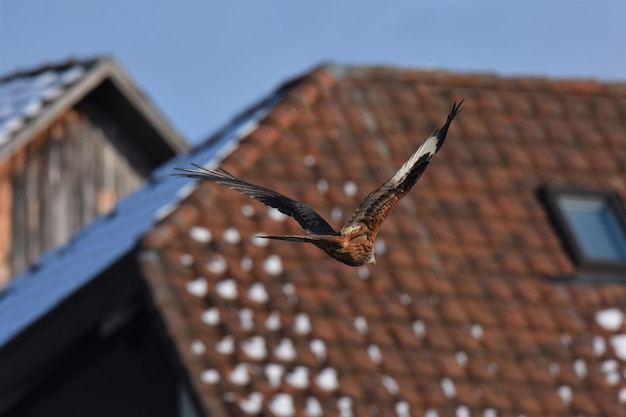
[367, 254, 376, 265]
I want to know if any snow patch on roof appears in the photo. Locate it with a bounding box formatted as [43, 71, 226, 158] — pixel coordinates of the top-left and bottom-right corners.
[548, 362, 560, 376]
[265, 363, 285, 387]
[455, 351, 468, 367]
[315, 367, 339, 391]
[456, 406, 470, 417]
[560, 332, 572, 347]
[600, 358, 618, 373]
[248, 282, 269, 303]
[179, 253, 193, 266]
[395, 401, 410, 417]
[305, 397, 323, 417]
[600, 359, 620, 385]
[573, 358, 587, 378]
[215, 335, 235, 354]
[381, 374, 399, 395]
[610, 334, 626, 360]
[304, 155, 316, 167]
[357, 266, 371, 280]
[186, 277, 208, 297]
[310, 338, 326, 361]
[412, 320, 426, 339]
[470, 323, 484, 339]
[229, 363, 251, 385]
[367, 344, 382, 364]
[557, 385, 572, 405]
[207, 254, 228, 274]
[316, 179, 329, 193]
[424, 408, 440, 417]
[200, 368, 220, 384]
[190, 226, 212, 243]
[223, 227, 241, 244]
[374, 238, 387, 255]
[241, 335, 267, 360]
[343, 181, 358, 197]
[269, 393, 295, 417]
[241, 204, 256, 217]
[238, 392, 263, 414]
[596, 308, 624, 331]
[354, 315, 368, 334]
[331, 207, 343, 222]
[282, 283, 298, 304]
[593, 335, 606, 356]
[201, 307, 221, 326]
[274, 338, 297, 361]
[294, 313, 312, 334]
[216, 278, 238, 300]
[620, 387, 626, 403]
[286, 365, 309, 389]
[398, 293, 412, 305]
[240, 255, 254, 271]
[441, 377, 456, 398]
[190, 339, 206, 355]
[239, 308, 254, 331]
[483, 408, 497, 417]
[338, 396, 353, 417]
[265, 311, 282, 331]
[264, 254, 283, 276]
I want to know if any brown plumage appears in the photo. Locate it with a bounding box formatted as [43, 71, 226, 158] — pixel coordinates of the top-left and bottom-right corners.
[173, 100, 463, 266]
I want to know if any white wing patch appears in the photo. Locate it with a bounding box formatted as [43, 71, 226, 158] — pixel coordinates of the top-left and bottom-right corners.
[340, 224, 361, 235]
[391, 134, 438, 184]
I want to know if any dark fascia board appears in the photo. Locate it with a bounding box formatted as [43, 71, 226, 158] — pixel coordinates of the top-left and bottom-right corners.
[539, 182, 626, 277]
[0, 56, 188, 165]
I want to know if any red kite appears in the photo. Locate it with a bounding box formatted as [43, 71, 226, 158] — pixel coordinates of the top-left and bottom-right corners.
[174, 100, 463, 266]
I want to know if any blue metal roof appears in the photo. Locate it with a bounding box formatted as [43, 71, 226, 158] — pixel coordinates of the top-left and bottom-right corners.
[0, 60, 90, 145]
[0, 93, 280, 347]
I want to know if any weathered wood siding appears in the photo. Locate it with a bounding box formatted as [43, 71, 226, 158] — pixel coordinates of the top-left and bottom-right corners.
[0, 100, 152, 284]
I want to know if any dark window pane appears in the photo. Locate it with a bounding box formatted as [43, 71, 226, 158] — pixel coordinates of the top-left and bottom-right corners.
[558, 196, 626, 262]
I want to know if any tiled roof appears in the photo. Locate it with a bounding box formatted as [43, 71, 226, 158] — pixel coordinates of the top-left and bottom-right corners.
[140, 65, 626, 416]
[0, 58, 95, 145]
[0, 90, 280, 348]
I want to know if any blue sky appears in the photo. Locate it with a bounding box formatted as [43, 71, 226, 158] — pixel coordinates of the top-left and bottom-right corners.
[1, 1, 624, 144]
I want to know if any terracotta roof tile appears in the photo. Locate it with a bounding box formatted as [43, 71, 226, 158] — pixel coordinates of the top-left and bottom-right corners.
[139, 65, 626, 416]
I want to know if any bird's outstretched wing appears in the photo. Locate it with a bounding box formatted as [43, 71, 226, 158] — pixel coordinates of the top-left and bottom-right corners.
[172, 164, 338, 236]
[341, 100, 464, 237]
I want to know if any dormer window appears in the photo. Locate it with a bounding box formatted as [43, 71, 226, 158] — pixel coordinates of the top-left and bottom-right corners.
[540, 185, 626, 277]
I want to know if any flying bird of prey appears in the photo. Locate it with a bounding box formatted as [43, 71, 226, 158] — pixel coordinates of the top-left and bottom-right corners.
[173, 100, 463, 266]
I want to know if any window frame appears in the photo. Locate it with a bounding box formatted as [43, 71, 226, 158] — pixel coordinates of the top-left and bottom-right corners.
[539, 184, 626, 275]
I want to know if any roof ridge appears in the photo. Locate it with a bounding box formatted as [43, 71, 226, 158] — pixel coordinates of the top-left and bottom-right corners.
[320, 63, 626, 94]
[0, 55, 104, 84]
